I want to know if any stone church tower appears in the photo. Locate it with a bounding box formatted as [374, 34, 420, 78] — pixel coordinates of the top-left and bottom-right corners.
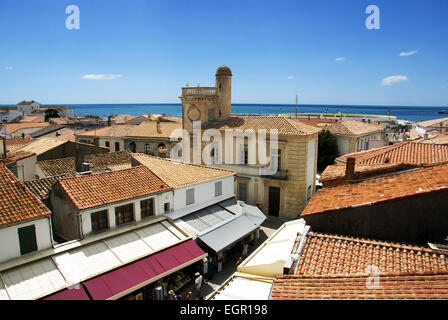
[180, 65, 232, 133]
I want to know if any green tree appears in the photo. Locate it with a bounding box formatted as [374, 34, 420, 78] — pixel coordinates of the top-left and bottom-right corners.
[44, 109, 60, 121]
[317, 129, 339, 172]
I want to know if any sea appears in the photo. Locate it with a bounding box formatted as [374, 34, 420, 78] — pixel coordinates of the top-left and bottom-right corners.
[4, 103, 448, 123]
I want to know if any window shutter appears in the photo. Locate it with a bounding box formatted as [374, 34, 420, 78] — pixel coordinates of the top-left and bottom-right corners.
[239, 144, 245, 164]
[18, 225, 37, 255]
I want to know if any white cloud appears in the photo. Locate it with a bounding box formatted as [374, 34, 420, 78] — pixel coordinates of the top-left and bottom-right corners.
[442, 85, 447, 89]
[82, 74, 123, 80]
[399, 50, 418, 57]
[287, 75, 295, 80]
[4, 66, 13, 70]
[381, 75, 408, 86]
[335, 57, 346, 62]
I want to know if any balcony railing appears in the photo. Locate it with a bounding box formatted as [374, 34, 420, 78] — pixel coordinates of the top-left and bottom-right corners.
[182, 87, 217, 97]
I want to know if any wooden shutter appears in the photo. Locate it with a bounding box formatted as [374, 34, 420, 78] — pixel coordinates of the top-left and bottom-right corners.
[18, 225, 37, 255]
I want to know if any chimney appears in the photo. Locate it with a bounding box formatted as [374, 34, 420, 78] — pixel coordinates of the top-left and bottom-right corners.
[107, 116, 112, 127]
[75, 147, 85, 173]
[423, 133, 428, 140]
[345, 157, 356, 182]
[156, 121, 161, 134]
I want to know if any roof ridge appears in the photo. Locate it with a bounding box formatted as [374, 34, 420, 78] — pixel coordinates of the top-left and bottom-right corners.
[278, 270, 448, 279]
[132, 153, 235, 174]
[307, 231, 442, 254]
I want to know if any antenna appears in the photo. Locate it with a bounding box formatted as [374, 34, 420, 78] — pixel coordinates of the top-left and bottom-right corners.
[295, 91, 298, 118]
[186, 81, 190, 87]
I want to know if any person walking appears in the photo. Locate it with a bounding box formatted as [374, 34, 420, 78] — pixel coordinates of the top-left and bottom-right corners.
[242, 242, 249, 258]
[194, 272, 203, 298]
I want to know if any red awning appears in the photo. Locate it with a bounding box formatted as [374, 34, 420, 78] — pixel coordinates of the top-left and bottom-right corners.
[42, 285, 91, 300]
[83, 239, 206, 300]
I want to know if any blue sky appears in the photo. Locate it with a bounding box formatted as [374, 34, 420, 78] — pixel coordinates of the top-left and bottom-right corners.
[0, 0, 447, 106]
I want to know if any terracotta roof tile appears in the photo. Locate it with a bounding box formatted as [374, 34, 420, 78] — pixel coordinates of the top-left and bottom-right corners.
[271, 273, 448, 300]
[56, 165, 171, 210]
[3, 122, 50, 134]
[302, 163, 448, 216]
[127, 121, 183, 138]
[336, 142, 448, 166]
[132, 153, 235, 188]
[294, 232, 448, 277]
[18, 116, 45, 123]
[0, 164, 51, 226]
[203, 116, 321, 136]
[25, 175, 70, 200]
[37, 151, 132, 177]
[75, 125, 137, 138]
[326, 119, 384, 136]
[417, 117, 448, 128]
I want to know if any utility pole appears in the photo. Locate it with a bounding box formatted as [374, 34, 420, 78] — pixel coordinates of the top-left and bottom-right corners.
[295, 92, 298, 118]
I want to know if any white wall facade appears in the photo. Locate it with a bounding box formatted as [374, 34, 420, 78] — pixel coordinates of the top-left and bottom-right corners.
[80, 191, 174, 237]
[305, 137, 316, 202]
[16, 155, 37, 181]
[172, 176, 235, 211]
[0, 218, 52, 264]
[17, 102, 41, 116]
[99, 138, 125, 152]
[336, 135, 350, 156]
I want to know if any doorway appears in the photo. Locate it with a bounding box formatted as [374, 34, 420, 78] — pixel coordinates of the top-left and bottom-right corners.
[268, 186, 280, 217]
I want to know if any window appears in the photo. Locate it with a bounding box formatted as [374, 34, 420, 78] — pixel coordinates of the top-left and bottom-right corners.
[115, 142, 120, 152]
[239, 144, 248, 165]
[144, 144, 150, 154]
[307, 185, 312, 201]
[140, 198, 154, 219]
[364, 138, 369, 150]
[164, 202, 170, 213]
[215, 181, 222, 197]
[357, 139, 362, 151]
[208, 109, 215, 122]
[91, 210, 109, 233]
[105, 141, 110, 149]
[239, 183, 247, 202]
[186, 188, 195, 205]
[18, 225, 37, 255]
[115, 203, 134, 226]
[277, 150, 282, 170]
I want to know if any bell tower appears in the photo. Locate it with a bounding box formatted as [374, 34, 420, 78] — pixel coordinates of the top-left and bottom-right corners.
[215, 65, 232, 121]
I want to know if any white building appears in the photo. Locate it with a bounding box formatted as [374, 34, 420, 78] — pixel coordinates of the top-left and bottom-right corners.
[16, 101, 41, 116]
[50, 165, 174, 241]
[131, 153, 267, 258]
[0, 164, 53, 264]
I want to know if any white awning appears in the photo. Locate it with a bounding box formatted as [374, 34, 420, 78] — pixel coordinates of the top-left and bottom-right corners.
[0, 219, 188, 300]
[212, 276, 273, 300]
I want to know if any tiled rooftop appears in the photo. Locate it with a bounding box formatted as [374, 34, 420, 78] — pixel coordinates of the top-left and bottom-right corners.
[326, 118, 384, 136]
[0, 164, 51, 226]
[336, 141, 448, 166]
[3, 150, 35, 166]
[5, 136, 33, 148]
[75, 125, 137, 138]
[3, 123, 50, 134]
[302, 163, 448, 216]
[271, 272, 448, 300]
[293, 232, 448, 276]
[417, 117, 448, 128]
[56, 165, 171, 210]
[37, 151, 133, 177]
[18, 116, 44, 123]
[11, 137, 67, 157]
[127, 121, 183, 138]
[319, 163, 415, 186]
[132, 153, 235, 188]
[203, 116, 321, 136]
[25, 175, 69, 200]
